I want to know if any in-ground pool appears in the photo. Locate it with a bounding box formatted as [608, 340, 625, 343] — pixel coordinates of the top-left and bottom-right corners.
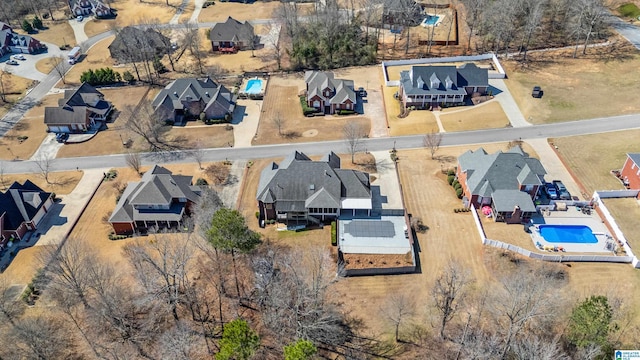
[421, 14, 440, 26]
[538, 225, 598, 244]
[244, 79, 263, 94]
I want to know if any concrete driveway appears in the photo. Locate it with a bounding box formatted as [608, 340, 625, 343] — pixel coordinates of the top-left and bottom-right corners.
[0, 42, 65, 81]
[489, 79, 532, 128]
[363, 89, 389, 138]
[526, 138, 585, 201]
[232, 99, 262, 148]
[69, 17, 88, 44]
[30, 133, 64, 161]
[371, 151, 403, 210]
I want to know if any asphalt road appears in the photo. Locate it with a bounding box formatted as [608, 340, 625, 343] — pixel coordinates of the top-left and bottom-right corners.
[3, 113, 639, 175]
[610, 16, 640, 50]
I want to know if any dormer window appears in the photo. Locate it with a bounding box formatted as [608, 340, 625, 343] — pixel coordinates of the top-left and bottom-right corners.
[429, 73, 440, 89]
[444, 75, 453, 89]
[416, 76, 425, 89]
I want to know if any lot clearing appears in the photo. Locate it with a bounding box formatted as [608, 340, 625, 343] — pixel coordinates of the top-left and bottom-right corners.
[439, 101, 510, 132]
[502, 41, 640, 124]
[253, 76, 371, 145]
[0, 93, 62, 161]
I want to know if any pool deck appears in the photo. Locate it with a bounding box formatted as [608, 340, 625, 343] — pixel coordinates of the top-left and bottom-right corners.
[528, 207, 615, 253]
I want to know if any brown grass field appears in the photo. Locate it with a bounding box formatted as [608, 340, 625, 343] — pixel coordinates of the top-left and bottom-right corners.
[503, 40, 640, 124]
[0, 74, 36, 120]
[35, 57, 62, 75]
[13, 20, 76, 48]
[0, 93, 63, 161]
[0, 170, 82, 195]
[382, 85, 438, 135]
[439, 101, 511, 132]
[253, 81, 371, 146]
[197, 1, 314, 22]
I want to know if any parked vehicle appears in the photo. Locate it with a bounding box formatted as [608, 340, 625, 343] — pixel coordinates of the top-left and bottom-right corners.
[11, 54, 26, 61]
[544, 182, 558, 199]
[55, 133, 69, 143]
[357, 87, 367, 97]
[68, 46, 81, 64]
[76, 15, 83, 22]
[5, 59, 18, 65]
[532, 86, 542, 98]
[552, 180, 571, 200]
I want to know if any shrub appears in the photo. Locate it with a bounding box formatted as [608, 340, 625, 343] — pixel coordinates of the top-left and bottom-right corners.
[447, 174, 455, 185]
[255, 211, 260, 219]
[456, 188, 463, 199]
[32, 16, 43, 29]
[454, 182, 462, 191]
[195, 178, 208, 186]
[153, 57, 168, 73]
[454, 208, 459, 213]
[619, 3, 640, 18]
[447, 169, 455, 176]
[21, 19, 33, 33]
[122, 70, 135, 83]
[80, 67, 121, 86]
[338, 109, 355, 115]
[452, 180, 459, 188]
[199, 112, 206, 121]
[331, 221, 337, 246]
[299, 96, 317, 115]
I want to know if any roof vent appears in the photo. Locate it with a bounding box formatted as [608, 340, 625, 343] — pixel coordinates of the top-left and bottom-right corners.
[205, 92, 209, 96]
[309, 184, 315, 191]
[173, 91, 178, 96]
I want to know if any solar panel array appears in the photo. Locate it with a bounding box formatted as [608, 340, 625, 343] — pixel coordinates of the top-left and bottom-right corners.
[344, 220, 396, 238]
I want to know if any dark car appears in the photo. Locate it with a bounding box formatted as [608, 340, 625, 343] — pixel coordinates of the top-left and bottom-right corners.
[532, 86, 542, 98]
[357, 87, 367, 97]
[55, 132, 69, 143]
[544, 182, 558, 200]
[553, 180, 571, 200]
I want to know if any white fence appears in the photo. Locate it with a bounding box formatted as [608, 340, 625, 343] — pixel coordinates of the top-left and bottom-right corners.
[470, 207, 633, 265]
[596, 189, 640, 198]
[592, 191, 640, 268]
[381, 53, 506, 86]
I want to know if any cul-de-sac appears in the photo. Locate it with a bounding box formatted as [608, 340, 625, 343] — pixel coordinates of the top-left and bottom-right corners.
[0, 0, 639, 358]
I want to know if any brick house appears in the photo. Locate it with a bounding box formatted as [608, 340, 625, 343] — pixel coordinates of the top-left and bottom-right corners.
[457, 147, 546, 223]
[0, 180, 54, 249]
[304, 71, 356, 115]
[621, 153, 640, 198]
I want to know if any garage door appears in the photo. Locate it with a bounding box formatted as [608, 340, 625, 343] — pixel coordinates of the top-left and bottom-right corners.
[48, 126, 70, 133]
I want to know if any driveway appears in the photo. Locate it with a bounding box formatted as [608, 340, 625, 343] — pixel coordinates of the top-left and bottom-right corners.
[610, 15, 640, 50]
[370, 151, 403, 210]
[363, 89, 389, 138]
[1, 42, 65, 81]
[488, 79, 532, 128]
[30, 133, 64, 161]
[69, 17, 88, 44]
[231, 99, 261, 147]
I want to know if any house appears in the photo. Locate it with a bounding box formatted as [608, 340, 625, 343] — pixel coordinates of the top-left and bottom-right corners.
[69, 0, 113, 18]
[44, 82, 113, 133]
[621, 153, 640, 198]
[256, 151, 372, 226]
[209, 17, 255, 53]
[304, 71, 356, 115]
[0, 180, 54, 248]
[108, 26, 170, 64]
[398, 63, 489, 109]
[151, 77, 236, 124]
[0, 22, 46, 55]
[109, 165, 202, 235]
[457, 147, 547, 223]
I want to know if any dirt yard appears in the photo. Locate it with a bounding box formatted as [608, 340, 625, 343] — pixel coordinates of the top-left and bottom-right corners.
[382, 85, 438, 135]
[602, 198, 640, 250]
[503, 40, 640, 123]
[439, 101, 510, 132]
[0, 93, 62, 161]
[93, 0, 187, 29]
[253, 77, 371, 145]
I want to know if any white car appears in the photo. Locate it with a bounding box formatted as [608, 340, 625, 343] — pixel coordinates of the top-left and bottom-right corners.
[11, 54, 26, 61]
[5, 59, 18, 65]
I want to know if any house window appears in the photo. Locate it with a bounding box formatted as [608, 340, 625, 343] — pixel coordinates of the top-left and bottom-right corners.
[313, 100, 320, 108]
[265, 204, 272, 210]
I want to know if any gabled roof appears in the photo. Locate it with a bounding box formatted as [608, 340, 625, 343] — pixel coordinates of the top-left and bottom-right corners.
[209, 17, 254, 43]
[627, 153, 640, 166]
[0, 180, 51, 231]
[109, 165, 201, 223]
[151, 77, 235, 114]
[305, 71, 356, 105]
[45, 83, 111, 125]
[400, 63, 488, 96]
[44, 106, 87, 125]
[458, 147, 546, 197]
[456, 63, 489, 87]
[256, 151, 371, 211]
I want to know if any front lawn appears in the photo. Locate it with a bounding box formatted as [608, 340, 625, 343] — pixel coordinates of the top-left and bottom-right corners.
[619, 3, 640, 18]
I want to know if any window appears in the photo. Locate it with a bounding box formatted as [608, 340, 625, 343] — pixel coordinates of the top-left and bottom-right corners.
[265, 204, 272, 210]
[313, 100, 320, 108]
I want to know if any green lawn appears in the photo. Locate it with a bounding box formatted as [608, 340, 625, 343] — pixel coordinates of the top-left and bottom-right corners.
[619, 3, 640, 18]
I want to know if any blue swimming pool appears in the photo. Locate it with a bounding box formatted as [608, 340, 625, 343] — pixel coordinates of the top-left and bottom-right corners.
[538, 225, 598, 244]
[245, 79, 263, 94]
[421, 15, 440, 26]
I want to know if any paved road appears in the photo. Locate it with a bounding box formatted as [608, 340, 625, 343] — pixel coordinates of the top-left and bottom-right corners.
[610, 16, 640, 50]
[3, 113, 639, 174]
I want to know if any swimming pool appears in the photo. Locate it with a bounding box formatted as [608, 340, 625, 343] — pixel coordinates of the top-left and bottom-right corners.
[244, 79, 263, 94]
[538, 225, 598, 244]
[421, 15, 440, 26]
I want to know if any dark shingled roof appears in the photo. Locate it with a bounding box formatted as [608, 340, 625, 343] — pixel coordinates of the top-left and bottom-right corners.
[304, 71, 356, 105]
[45, 82, 112, 125]
[400, 63, 488, 96]
[209, 17, 254, 43]
[0, 180, 51, 232]
[492, 190, 537, 213]
[152, 77, 235, 116]
[109, 165, 201, 224]
[256, 151, 371, 211]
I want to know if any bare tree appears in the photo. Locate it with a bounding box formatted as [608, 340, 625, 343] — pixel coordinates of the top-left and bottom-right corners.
[273, 112, 284, 136]
[569, 0, 608, 57]
[190, 140, 206, 170]
[182, 20, 205, 75]
[51, 55, 68, 84]
[432, 262, 473, 339]
[0, 65, 10, 102]
[511, 334, 568, 360]
[125, 151, 142, 174]
[34, 153, 54, 185]
[461, 0, 487, 54]
[0, 160, 7, 189]
[423, 129, 443, 160]
[264, 22, 284, 70]
[0, 278, 25, 327]
[4, 315, 75, 360]
[343, 122, 366, 163]
[381, 293, 415, 342]
[519, 0, 546, 61]
[123, 100, 178, 152]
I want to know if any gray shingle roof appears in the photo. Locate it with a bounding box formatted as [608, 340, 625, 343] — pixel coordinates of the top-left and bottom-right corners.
[109, 165, 200, 224]
[0, 180, 51, 231]
[305, 71, 356, 105]
[459, 147, 546, 197]
[492, 190, 537, 213]
[152, 77, 235, 115]
[45, 83, 112, 125]
[628, 153, 640, 166]
[400, 63, 488, 96]
[209, 17, 254, 43]
[44, 106, 86, 125]
[456, 63, 489, 87]
[256, 151, 371, 211]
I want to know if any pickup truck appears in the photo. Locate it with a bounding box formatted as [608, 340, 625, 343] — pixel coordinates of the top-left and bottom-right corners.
[552, 180, 571, 200]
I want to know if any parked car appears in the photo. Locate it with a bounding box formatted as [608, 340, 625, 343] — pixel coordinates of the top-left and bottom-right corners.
[11, 54, 26, 61]
[357, 87, 367, 97]
[532, 86, 542, 98]
[5, 59, 18, 65]
[544, 182, 558, 199]
[55, 133, 69, 143]
[553, 180, 571, 200]
[76, 15, 83, 22]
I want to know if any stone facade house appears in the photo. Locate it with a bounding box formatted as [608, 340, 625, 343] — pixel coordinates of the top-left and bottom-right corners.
[69, 0, 113, 17]
[0, 22, 46, 55]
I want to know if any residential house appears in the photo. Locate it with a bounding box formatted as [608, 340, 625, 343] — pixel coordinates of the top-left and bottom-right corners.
[109, 165, 202, 235]
[304, 71, 356, 115]
[209, 17, 255, 53]
[69, 0, 113, 18]
[256, 151, 372, 225]
[108, 26, 170, 64]
[0, 180, 54, 248]
[151, 77, 236, 123]
[621, 153, 640, 198]
[0, 22, 46, 55]
[44, 82, 113, 133]
[398, 63, 488, 109]
[457, 147, 547, 223]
